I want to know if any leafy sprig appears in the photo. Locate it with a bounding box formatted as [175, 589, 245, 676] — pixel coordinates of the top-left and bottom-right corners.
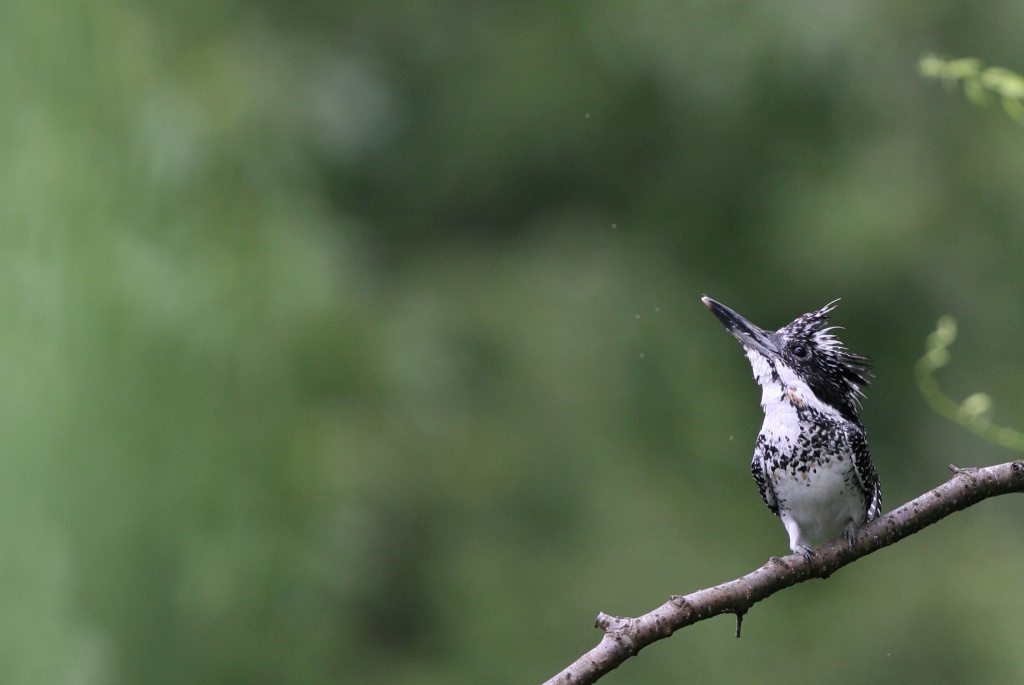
[916, 316, 1024, 451]
[920, 55, 1024, 123]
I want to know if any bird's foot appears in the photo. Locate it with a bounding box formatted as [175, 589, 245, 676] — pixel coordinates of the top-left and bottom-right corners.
[844, 523, 860, 551]
[795, 545, 815, 564]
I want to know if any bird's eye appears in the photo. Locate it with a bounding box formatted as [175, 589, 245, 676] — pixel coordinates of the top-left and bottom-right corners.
[791, 344, 809, 359]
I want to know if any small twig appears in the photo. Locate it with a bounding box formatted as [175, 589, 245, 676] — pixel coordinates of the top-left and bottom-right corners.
[732, 610, 744, 638]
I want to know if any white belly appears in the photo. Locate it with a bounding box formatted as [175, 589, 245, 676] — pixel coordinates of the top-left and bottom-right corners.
[772, 457, 865, 549]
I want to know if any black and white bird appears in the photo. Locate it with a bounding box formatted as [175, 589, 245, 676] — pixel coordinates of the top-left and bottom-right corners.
[702, 296, 881, 559]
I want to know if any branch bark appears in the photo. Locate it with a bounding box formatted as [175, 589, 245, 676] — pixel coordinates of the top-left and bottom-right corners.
[542, 460, 1024, 685]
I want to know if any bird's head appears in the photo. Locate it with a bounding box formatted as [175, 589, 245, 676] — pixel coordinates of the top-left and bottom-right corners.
[702, 296, 871, 423]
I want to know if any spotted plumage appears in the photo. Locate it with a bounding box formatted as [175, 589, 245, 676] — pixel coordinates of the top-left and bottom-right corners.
[703, 296, 882, 558]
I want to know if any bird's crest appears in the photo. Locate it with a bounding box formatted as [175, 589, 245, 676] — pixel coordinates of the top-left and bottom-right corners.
[776, 300, 872, 420]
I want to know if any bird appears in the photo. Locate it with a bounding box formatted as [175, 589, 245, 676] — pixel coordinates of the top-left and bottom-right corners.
[702, 296, 881, 560]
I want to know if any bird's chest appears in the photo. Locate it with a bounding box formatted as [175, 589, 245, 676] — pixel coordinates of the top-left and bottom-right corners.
[757, 414, 858, 495]
[755, 414, 866, 542]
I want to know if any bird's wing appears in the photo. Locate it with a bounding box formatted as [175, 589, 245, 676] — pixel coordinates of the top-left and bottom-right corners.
[848, 425, 882, 520]
[751, 435, 779, 516]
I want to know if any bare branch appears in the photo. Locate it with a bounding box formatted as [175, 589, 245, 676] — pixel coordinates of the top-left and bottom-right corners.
[543, 460, 1024, 685]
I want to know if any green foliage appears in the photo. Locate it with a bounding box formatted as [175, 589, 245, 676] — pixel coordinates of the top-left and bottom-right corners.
[920, 55, 1024, 122]
[3, 2, 1024, 685]
[916, 55, 1024, 454]
[916, 317, 1024, 451]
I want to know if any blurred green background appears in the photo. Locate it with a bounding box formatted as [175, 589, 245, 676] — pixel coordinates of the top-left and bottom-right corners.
[4, 1, 1024, 683]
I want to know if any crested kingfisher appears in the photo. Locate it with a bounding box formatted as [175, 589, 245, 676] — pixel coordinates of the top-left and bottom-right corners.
[702, 296, 882, 559]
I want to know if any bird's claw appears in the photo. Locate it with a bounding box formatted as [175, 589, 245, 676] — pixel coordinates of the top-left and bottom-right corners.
[844, 525, 859, 550]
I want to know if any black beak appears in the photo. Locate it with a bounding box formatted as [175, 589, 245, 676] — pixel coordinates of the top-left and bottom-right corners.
[702, 296, 780, 357]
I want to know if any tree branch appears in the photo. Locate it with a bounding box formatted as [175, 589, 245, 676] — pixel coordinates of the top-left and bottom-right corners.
[543, 460, 1024, 685]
